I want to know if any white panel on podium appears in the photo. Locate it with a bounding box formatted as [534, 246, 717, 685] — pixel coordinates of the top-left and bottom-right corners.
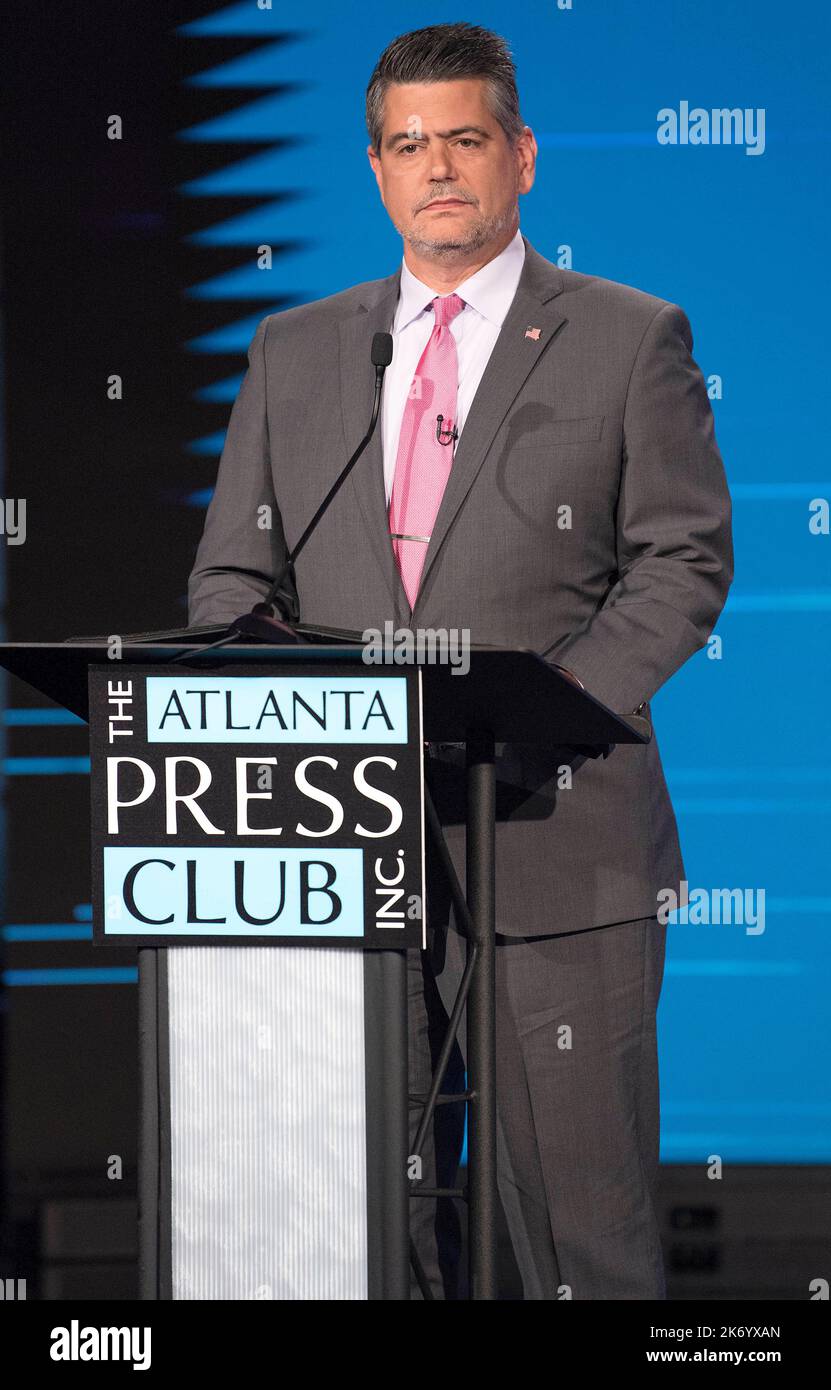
[167, 947, 367, 1299]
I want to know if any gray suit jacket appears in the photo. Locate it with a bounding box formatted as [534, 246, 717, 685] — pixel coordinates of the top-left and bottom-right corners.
[188, 236, 733, 938]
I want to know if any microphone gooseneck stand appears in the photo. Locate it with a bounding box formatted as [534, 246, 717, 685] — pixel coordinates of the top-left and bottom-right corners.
[167, 331, 393, 664]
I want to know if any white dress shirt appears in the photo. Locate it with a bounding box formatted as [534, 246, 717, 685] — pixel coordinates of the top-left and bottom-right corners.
[381, 227, 526, 505]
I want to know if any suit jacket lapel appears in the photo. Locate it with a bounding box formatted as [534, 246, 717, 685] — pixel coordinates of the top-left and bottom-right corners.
[414, 241, 568, 607]
[337, 238, 569, 617]
[338, 269, 408, 612]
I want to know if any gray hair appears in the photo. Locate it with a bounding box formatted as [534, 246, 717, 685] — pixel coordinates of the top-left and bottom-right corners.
[366, 22, 525, 154]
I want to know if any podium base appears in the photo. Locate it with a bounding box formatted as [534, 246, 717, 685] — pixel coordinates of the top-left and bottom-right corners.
[138, 947, 408, 1300]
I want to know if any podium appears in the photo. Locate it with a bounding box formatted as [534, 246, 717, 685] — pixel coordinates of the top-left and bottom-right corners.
[0, 632, 649, 1300]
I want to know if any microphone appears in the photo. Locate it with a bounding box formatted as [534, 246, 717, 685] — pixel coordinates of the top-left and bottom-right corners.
[435, 413, 458, 446]
[227, 331, 394, 645]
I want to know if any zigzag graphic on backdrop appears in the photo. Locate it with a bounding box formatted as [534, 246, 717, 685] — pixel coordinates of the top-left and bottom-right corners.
[177, 3, 315, 509]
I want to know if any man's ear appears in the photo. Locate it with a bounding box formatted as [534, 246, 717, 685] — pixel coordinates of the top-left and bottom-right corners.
[367, 144, 384, 198]
[517, 127, 537, 196]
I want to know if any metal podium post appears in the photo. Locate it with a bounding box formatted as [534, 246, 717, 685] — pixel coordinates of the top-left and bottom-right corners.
[465, 732, 498, 1300]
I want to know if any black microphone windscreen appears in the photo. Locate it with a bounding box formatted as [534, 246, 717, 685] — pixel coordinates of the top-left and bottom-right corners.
[371, 332, 394, 368]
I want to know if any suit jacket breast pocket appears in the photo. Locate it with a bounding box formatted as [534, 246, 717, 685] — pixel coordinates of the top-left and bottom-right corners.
[523, 414, 605, 447]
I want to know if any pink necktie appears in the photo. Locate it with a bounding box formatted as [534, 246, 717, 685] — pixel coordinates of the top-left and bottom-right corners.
[389, 292, 466, 608]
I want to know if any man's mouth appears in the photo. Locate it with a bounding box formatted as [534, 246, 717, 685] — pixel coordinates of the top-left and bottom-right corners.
[423, 198, 472, 210]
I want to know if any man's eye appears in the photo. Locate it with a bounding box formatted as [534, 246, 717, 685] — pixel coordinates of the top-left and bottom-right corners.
[395, 138, 480, 155]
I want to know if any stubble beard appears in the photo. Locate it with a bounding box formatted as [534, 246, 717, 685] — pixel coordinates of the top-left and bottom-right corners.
[400, 202, 518, 264]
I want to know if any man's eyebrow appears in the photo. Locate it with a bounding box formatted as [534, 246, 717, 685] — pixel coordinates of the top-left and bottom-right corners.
[384, 125, 493, 149]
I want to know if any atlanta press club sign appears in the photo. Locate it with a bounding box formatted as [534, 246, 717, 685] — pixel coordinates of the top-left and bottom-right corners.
[88, 664, 425, 948]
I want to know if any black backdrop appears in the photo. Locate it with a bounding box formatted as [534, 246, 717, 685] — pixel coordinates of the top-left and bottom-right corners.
[0, 1, 294, 1295]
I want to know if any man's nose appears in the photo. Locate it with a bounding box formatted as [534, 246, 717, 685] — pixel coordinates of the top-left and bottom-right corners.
[428, 151, 456, 181]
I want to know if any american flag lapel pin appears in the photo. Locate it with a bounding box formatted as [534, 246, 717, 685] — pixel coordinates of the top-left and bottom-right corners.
[525, 326, 542, 340]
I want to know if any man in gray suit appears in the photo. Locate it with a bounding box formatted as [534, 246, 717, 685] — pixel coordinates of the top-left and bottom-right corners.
[188, 22, 733, 1299]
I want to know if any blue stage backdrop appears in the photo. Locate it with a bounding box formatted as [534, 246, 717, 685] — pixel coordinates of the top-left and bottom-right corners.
[177, 0, 831, 1163]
